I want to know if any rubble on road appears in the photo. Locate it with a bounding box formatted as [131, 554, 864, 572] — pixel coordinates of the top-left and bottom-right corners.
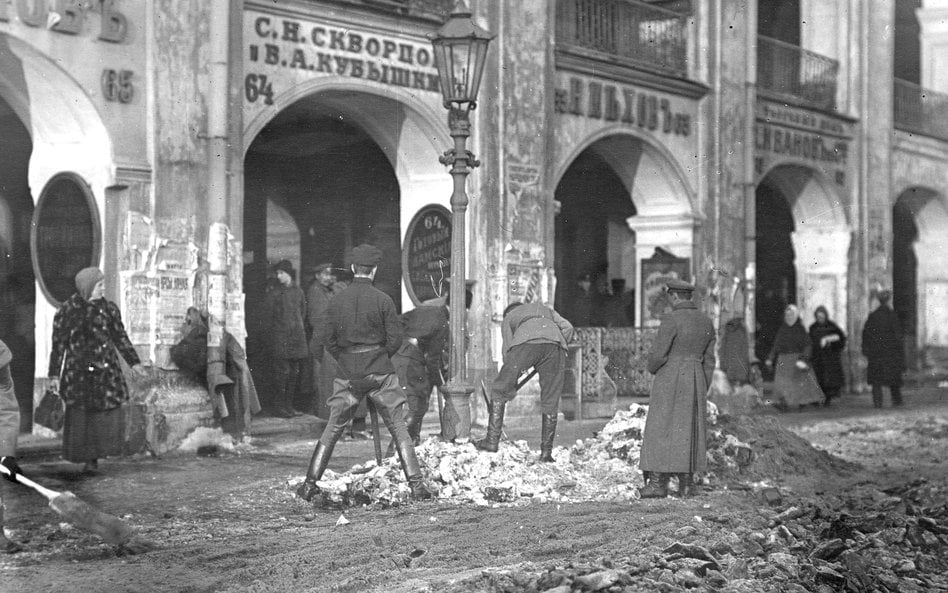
[444, 477, 948, 593]
[290, 403, 811, 509]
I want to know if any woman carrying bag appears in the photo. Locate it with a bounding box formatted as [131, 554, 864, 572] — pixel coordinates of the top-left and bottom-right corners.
[47, 267, 146, 473]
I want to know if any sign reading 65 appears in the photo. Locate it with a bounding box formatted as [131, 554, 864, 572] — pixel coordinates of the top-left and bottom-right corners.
[101, 69, 134, 103]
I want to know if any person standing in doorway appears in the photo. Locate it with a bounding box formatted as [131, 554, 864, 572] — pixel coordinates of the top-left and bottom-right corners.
[639, 279, 715, 498]
[476, 300, 575, 462]
[296, 244, 431, 503]
[808, 305, 847, 406]
[48, 267, 147, 473]
[263, 260, 308, 418]
[305, 262, 336, 416]
[862, 290, 905, 408]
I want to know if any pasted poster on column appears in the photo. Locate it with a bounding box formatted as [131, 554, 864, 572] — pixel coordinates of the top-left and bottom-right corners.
[121, 272, 159, 362]
[640, 248, 690, 327]
[505, 163, 545, 261]
[507, 263, 542, 305]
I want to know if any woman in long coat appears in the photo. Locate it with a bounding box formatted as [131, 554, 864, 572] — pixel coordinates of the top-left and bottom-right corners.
[48, 267, 145, 472]
[808, 305, 847, 405]
[766, 304, 824, 409]
[639, 280, 715, 498]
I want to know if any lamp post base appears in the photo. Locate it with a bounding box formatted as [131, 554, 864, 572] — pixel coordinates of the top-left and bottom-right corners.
[438, 383, 475, 442]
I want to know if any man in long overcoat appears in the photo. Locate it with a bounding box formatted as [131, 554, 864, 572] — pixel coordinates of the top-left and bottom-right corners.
[263, 260, 308, 417]
[305, 262, 335, 416]
[296, 244, 431, 503]
[640, 279, 715, 498]
[861, 290, 904, 408]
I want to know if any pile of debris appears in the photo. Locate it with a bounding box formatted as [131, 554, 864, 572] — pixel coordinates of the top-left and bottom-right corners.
[446, 478, 948, 592]
[292, 403, 764, 508]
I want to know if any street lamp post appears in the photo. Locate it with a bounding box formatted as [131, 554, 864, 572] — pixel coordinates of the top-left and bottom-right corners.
[430, 0, 494, 442]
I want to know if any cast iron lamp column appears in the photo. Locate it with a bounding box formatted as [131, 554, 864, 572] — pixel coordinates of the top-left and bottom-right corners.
[430, 0, 494, 441]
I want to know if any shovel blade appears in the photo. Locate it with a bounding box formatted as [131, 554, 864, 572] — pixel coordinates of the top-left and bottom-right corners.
[49, 492, 136, 546]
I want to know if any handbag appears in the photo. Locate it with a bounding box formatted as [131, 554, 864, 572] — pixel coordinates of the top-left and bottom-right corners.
[35, 353, 67, 432]
[35, 387, 65, 432]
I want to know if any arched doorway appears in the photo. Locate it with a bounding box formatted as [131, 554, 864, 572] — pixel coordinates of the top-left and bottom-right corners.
[755, 164, 850, 374]
[553, 133, 697, 330]
[243, 86, 450, 411]
[893, 187, 948, 371]
[0, 92, 35, 432]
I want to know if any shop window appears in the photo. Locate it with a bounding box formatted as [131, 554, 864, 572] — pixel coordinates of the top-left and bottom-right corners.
[31, 173, 101, 305]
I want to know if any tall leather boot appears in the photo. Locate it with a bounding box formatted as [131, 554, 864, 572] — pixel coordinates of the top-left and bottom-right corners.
[394, 437, 432, 500]
[891, 386, 903, 407]
[539, 413, 558, 462]
[871, 385, 883, 408]
[475, 400, 506, 452]
[639, 472, 669, 498]
[296, 441, 335, 501]
[676, 473, 695, 497]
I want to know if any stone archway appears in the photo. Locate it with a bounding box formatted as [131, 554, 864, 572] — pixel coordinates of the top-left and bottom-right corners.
[756, 164, 851, 341]
[893, 186, 948, 370]
[0, 33, 113, 430]
[552, 130, 698, 329]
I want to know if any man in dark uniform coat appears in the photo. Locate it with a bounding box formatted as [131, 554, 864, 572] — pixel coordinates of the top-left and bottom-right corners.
[862, 290, 905, 408]
[639, 279, 715, 498]
[296, 244, 431, 502]
[392, 302, 449, 445]
[476, 301, 574, 462]
[305, 262, 335, 416]
[263, 260, 308, 418]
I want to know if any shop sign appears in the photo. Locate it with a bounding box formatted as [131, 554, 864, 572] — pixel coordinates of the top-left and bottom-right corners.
[555, 76, 692, 137]
[0, 0, 128, 43]
[402, 204, 451, 305]
[245, 11, 440, 106]
[31, 173, 101, 305]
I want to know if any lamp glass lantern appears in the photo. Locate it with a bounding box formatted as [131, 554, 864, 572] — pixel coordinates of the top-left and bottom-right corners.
[430, 1, 494, 112]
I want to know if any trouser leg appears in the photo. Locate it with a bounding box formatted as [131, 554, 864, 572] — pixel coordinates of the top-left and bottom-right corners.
[297, 379, 360, 501]
[271, 357, 292, 416]
[369, 374, 431, 500]
[891, 385, 903, 406]
[871, 384, 883, 408]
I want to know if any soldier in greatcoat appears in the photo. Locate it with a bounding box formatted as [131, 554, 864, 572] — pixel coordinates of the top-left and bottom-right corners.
[861, 290, 905, 408]
[296, 244, 431, 503]
[305, 262, 336, 416]
[639, 279, 716, 498]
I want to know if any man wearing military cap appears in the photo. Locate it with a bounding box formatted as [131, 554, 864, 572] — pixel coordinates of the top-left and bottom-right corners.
[304, 261, 336, 416]
[639, 278, 715, 498]
[263, 260, 308, 418]
[297, 244, 431, 502]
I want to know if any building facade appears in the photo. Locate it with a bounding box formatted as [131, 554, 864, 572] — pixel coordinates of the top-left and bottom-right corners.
[1, 0, 946, 445]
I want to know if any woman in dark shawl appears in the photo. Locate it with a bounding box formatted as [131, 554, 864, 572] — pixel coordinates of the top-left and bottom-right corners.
[766, 304, 824, 409]
[48, 267, 146, 472]
[808, 305, 847, 405]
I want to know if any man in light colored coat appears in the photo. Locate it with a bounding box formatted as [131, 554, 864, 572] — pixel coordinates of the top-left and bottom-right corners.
[0, 339, 24, 552]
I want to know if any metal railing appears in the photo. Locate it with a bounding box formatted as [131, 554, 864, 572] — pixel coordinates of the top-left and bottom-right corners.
[556, 0, 689, 75]
[757, 35, 838, 111]
[893, 78, 948, 142]
[318, 0, 452, 22]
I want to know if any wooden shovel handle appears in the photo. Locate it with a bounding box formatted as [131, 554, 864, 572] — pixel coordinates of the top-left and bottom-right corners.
[0, 463, 61, 501]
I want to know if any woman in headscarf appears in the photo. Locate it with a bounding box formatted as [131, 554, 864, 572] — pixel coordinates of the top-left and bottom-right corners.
[765, 304, 825, 409]
[47, 267, 146, 473]
[808, 305, 847, 406]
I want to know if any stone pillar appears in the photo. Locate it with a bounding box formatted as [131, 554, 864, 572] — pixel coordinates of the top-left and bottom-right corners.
[917, 0, 948, 93]
[791, 227, 852, 330]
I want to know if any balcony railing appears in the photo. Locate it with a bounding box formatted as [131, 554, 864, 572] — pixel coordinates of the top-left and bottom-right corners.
[894, 78, 948, 142]
[757, 35, 838, 111]
[318, 0, 452, 22]
[556, 0, 689, 76]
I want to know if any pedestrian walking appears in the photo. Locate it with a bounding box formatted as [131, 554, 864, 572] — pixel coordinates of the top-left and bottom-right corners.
[263, 260, 308, 418]
[305, 262, 336, 416]
[47, 267, 147, 473]
[808, 305, 847, 405]
[861, 290, 905, 408]
[1, 338, 25, 553]
[296, 244, 431, 503]
[639, 279, 715, 498]
[766, 304, 825, 410]
[476, 301, 575, 462]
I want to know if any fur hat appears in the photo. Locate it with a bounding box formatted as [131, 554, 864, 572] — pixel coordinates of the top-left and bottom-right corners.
[75, 267, 104, 301]
[273, 260, 295, 277]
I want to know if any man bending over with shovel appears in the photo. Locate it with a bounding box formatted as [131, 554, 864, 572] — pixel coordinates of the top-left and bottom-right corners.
[296, 244, 432, 503]
[476, 301, 574, 462]
[1, 339, 24, 553]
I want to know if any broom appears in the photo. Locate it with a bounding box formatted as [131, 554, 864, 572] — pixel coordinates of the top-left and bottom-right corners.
[0, 464, 154, 553]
